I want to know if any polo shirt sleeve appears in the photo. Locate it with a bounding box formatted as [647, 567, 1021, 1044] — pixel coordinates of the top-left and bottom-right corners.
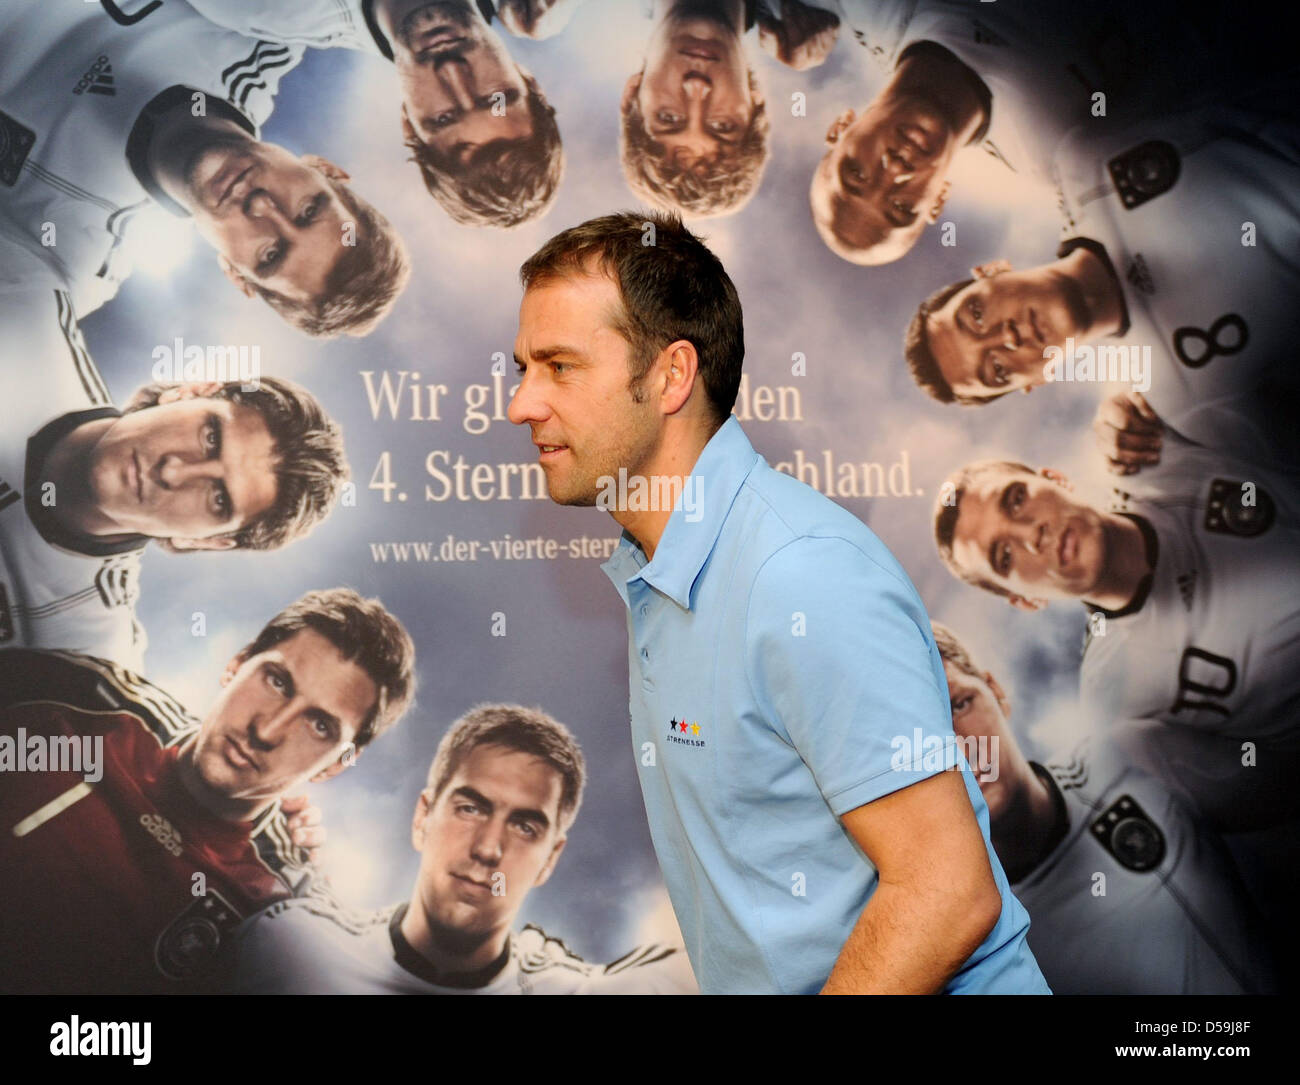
[744, 535, 955, 817]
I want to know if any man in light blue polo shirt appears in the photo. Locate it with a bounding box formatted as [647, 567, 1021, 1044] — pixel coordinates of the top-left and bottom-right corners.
[507, 210, 1049, 995]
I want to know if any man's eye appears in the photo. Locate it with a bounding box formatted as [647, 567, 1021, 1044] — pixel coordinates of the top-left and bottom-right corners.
[952, 694, 972, 715]
[990, 356, 1009, 385]
[997, 543, 1012, 576]
[551, 362, 567, 374]
[710, 119, 738, 135]
[433, 112, 457, 130]
[1010, 482, 1026, 511]
[203, 421, 220, 454]
[267, 670, 287, 693]
[515, 821, 538, 839]
[212, 482, 231, 520]
[969, 299, 984, 326]
[257, 244, 283, 274]
[656, 110, 683, 125]
[311, 718, 332, 738]
[296, 196, 324, 226]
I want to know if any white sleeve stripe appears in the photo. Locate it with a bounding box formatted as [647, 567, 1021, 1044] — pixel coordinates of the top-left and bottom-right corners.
[55, 291, 112, 406]
[224, 42, 293, 104]
[24, 162, 120, 216]
[235, 51, 296, 108]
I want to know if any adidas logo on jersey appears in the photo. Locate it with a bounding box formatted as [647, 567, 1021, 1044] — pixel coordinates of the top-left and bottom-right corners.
[1176, 570, 1198, 611]
[73, 56, 116, 97]
[139, 812, 182, 857]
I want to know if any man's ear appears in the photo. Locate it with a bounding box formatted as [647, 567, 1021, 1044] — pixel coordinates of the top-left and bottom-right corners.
[621, 72, 642, 117]
[300, 153, 349, 181]
[218, 254, 256, 299]
[985, 672, 1012, 718]
[971, 258, 1012, 280]
[168, 535, 239, 552]
[927, 179, 951, 223]
[309, 752, 356, 784]
[825, 108, 854, 147]
[1040, 467, 1072, 490]
[411, 789, 432, 852]
[220, 653, 247, 688]
[659, 340, 700, 417]
[533, 834, 567, 888]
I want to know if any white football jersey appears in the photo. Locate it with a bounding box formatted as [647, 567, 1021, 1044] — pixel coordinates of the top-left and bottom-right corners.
[0, 275, 146, 672]
[0, 0, 303, 316]
[1013, 739, 1275, 994]
[229, 897, 698, 995]
[834, 0, 1238, 182]
[1079, 432, 1300, 751]
[183, 0, 386, 56]
[1053, 74, 1300, 467]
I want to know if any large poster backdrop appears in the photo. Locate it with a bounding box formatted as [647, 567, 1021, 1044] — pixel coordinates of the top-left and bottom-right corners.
[1, 0, 1297, 998]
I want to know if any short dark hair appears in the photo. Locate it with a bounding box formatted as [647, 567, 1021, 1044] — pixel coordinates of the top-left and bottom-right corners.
[620, 69, 769, 218]
[933, 460, 1037, 601]
[425, 704, 586, 834]
[403, 71, 562, 228]
[123, 376, 348, 552]
[239, 588, 416, 750]
[519, 210, 745, 423]
[247, 175, 410, 338]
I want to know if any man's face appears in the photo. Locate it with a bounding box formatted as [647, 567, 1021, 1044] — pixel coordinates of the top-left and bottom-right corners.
[395, 1, 532, 168]
[630, 10, 756, 169]
[509, 270, 662, 505]
[812, 95, 957, 263]
[943, 660, 1028, 820]
[186, 140, 355, 305]
[190, 629, 376, 807]
[87, 393, 277, 544]
[411, 744, 566, 944]
[927, 263, 1092, 399]
[949, 467, 1107, 606]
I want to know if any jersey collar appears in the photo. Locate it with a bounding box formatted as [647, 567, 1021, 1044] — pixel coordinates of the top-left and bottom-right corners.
[387, 902, 513, 989]
[25, 407, 150, 558]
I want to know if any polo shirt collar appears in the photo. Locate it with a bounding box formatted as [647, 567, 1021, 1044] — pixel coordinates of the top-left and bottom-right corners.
[601, 416, 759, 612]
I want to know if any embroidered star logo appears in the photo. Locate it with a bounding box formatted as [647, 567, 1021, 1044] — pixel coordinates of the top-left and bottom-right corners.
[679, 720, 688, 733]
[691, 722, 701, 736]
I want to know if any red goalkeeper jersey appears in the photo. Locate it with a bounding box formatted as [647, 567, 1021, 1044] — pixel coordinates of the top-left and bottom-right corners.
[0, 648, 314, 994]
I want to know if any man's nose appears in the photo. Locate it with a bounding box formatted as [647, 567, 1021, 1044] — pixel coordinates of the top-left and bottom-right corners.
[470, 819, 506, 865]
[243, 189, 290, 228]
[1021, 520, 1049, 556]
[247, 704, 295, 751]
[158, 453, 221, 489]
[437, 60, 477, 111]
[1001, 319, 1023, 351]
[506, 371, 547, 426]
[682, 73, 711, 101]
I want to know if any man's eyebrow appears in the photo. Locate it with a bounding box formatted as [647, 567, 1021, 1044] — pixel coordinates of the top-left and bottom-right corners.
[451, 785, 494, 812]
[520, 345, 585, 363]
